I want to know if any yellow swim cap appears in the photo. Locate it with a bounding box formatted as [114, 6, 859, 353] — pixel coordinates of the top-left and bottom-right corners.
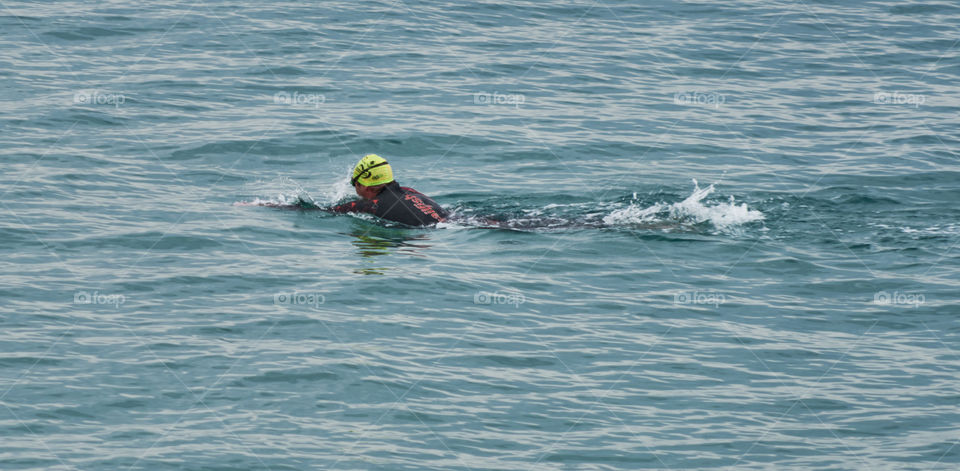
[351, 154, 394, 187]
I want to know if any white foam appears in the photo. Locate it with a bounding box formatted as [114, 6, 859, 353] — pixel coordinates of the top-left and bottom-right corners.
[602, 202, 666, 224]
[877, 223, 959, 236]
[234, 197, 275, 207]
[237, 176, 352, 207]
[320, 177, 354, 205]
[603, 179, 764, 231]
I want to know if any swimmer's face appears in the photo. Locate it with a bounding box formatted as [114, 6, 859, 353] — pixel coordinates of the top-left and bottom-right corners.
[354, 181, 380, 200]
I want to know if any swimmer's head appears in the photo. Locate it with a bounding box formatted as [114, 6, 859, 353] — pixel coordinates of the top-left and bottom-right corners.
[351, 154, 394, 187]
[351, 154, 393, 200]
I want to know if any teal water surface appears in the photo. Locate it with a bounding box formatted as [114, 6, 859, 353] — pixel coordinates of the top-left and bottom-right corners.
[2, 1, 959, 469]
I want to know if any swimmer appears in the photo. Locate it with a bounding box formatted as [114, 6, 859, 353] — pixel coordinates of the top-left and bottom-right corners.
[327, 154, 448, 226]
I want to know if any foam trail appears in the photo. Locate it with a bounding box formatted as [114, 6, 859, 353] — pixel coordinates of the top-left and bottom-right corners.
[321, 176, 354, 205]
[236, 176, 349, 207]
[603, 179, 764, 231]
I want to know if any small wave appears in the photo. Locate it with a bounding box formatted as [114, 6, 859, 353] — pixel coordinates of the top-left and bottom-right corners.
[236, 176, 349, 208]
[873, 223, 960, 237]
[603, 180, 764, 231]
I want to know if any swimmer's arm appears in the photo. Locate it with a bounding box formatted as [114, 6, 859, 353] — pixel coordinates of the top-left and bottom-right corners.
[294, 197, 323, 210]
[327, 199, 376, 214]
[290, 196, 376, 214]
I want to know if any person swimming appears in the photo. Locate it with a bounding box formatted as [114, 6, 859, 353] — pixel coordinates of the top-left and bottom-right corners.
[326, 154, 448, 226]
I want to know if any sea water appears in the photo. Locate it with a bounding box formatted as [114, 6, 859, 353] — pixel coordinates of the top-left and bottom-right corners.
[1, 1, 958, 469]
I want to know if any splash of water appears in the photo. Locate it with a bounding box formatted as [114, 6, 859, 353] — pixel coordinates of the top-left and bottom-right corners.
[603, 179, 764, 231]
[319, 176, 354, 205]
[235, 176, 351, 207]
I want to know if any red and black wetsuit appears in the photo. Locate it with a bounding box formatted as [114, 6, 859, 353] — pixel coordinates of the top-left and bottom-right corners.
[329, 181, 448, 226]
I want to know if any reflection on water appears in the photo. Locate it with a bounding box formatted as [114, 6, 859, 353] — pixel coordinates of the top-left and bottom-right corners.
[346, 223, 433, 275]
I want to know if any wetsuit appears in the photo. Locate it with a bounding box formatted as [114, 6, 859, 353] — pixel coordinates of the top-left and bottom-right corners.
[329, 181, 448, 226]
